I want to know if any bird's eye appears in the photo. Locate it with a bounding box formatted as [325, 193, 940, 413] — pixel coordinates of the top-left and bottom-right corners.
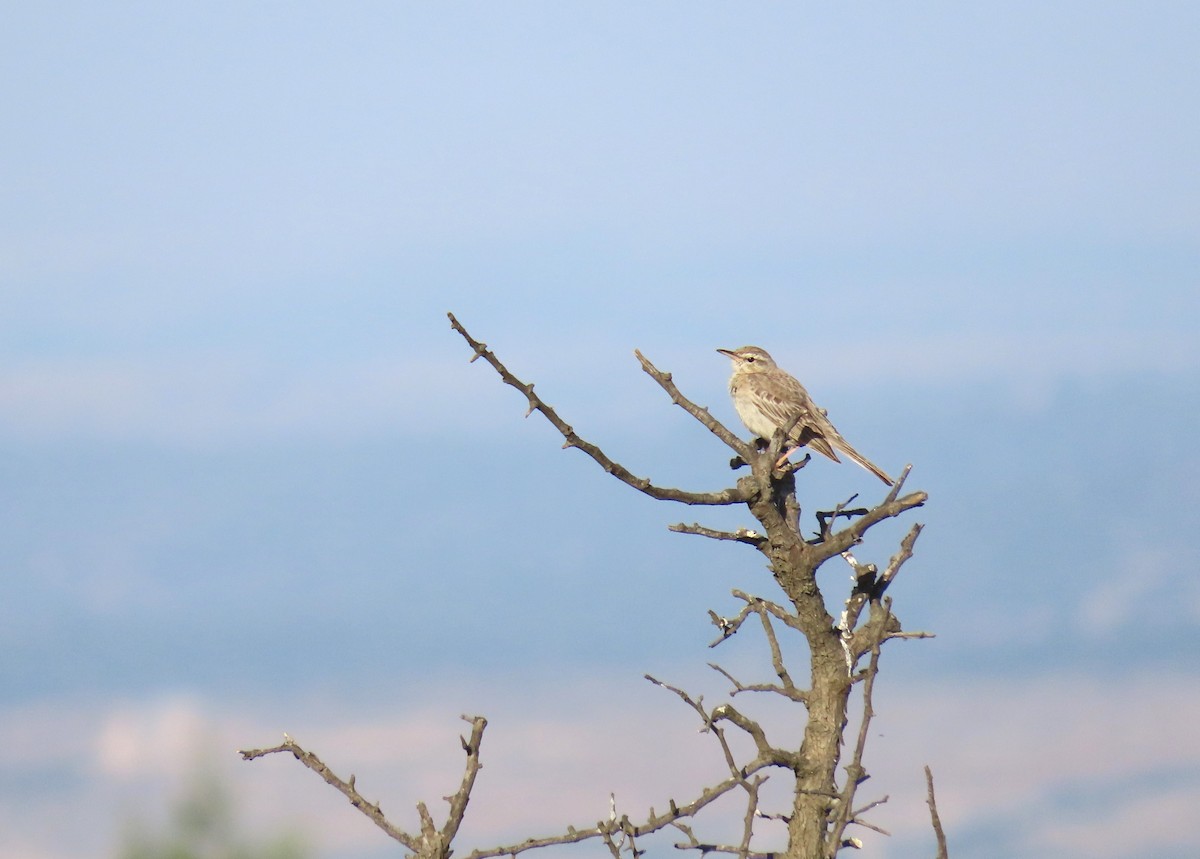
[745, 355, 755, 362]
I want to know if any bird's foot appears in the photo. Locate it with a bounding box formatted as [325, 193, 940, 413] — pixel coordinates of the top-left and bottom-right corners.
[777, 451, 811, 474]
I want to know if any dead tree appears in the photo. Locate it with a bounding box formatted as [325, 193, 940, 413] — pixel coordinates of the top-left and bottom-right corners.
[241, 312, 946, 859]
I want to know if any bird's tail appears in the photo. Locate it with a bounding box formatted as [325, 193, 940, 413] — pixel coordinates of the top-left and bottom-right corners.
[833, 439, 894, 486]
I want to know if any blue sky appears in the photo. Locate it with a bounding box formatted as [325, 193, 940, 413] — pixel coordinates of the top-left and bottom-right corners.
[2, 3, 1198, 858]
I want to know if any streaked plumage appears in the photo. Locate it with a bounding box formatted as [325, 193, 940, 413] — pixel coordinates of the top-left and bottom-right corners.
[717, 346, 893, 486]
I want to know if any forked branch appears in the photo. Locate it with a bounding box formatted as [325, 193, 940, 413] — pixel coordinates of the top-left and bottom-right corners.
[463, 760, 777, 859]
[632, 348, 751, 458]
[449, 312, 745, 507]
[239, 715, 487, 857]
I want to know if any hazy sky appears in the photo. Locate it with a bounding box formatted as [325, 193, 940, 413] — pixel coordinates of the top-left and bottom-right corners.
[2, 4, 1198, 859]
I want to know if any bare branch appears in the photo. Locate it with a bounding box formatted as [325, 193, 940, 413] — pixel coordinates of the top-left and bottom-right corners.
[463, 760, 775, 859]
[675, 841, 779, 857]
[850, 795, 889, 820]
[811, 490, 928, 563]
[814, 495, 868, 543]
[707, 601, 759, 647]
[669, 522, 768, 548]
[880, 523, 924, 589]
[673, 820, 782, 858]
[600, 798, 623, 859]
[645, 673, 799, 774]
[633, 349, 751, 458]
[826, 600, 890, 857]
[925, 766, 949, 859]
[644, 674, 743, 777]
[838, 552, 880, 666]
[753, 597, 800, 695]
[708, 662, 809, 705]
[738, 775, 766, 859]
[707, 590, 805, 650]
[240, 734, 418, 851]
[708, 594, 809, 700]
[241, 718, 487, 858]
[882, 464, 914, 504]
[849, 814, 891, 837]
[441, 715, 487, 846]
[886, 629, 937, 642]
[450, 312, 746, 507]
[711, 703, 798, 768]
[673, 821, 700, 851]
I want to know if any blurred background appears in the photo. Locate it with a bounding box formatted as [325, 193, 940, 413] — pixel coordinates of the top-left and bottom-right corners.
[2, 3, 1197, 858]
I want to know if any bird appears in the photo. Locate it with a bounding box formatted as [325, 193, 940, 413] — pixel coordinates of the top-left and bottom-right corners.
[717, 346, 894, 486]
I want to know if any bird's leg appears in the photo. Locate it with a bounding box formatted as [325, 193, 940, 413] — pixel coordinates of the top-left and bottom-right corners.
[771, 411, 811, 469]
[775, 450, 812, 475]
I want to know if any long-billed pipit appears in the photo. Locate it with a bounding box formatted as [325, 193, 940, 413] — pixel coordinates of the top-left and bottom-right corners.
[717, 346, 893, 486]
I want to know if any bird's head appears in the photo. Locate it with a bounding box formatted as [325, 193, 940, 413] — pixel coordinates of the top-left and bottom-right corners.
[716, 346, 777, 373]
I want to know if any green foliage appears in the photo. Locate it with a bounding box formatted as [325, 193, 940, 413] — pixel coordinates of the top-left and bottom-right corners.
[116, 768, 309, 859]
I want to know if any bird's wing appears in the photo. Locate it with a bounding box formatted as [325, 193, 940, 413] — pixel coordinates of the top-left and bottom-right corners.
[747, 371, 892, 484]
[748, 375, 842, 463]
[795, 423, 841, 462]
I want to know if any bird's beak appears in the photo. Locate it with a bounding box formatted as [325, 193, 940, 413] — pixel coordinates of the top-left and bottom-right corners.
[716, 348, 737, 359]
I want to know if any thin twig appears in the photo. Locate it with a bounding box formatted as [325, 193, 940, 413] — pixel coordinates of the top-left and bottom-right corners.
[240, 734, 419, 851]
[644, 674, 743, 777]
[708, 662, 809, 704]
[815, 495, 867, 543]
[632, 349, 750, 458]
[241, 717, 487, 857]
[925, 766, 949, 859]
[451, 311, 748, 506]
[753, 597, 799, 694]
[669, 522, 768, 548]
[849, 815, 891, 837]
[449, 313, 746, 507]
[462, 760, 775, 859]
[707, 591, 805, 647]
[810, 491, 928, 564]
[737, 776, 765, 859]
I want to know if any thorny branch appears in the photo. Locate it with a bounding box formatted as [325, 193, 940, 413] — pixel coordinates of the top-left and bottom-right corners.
[239, 714, 782, 859]
[462, 763, 777, 859]
[238, 715, 487, 856]
[448, 312, 746, 507]
[632, 348, 752, 458]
